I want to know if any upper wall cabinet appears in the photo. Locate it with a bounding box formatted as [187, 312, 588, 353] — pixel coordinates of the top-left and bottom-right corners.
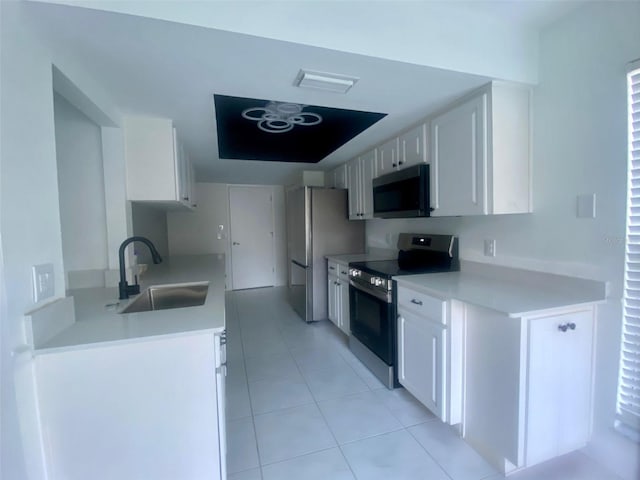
[375, 123, 427, 179]
[348, 149, 376, 220]
[332, 163, 348, 190]
[124, 116, 196, 209]
[429, 82, 532, 217]
[375, 138, 399, 178]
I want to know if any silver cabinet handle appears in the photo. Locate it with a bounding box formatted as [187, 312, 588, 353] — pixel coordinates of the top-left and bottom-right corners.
[410, 299, 423, 306]
[232, 242, 240, 246]
[341, 270, 348, 275]
[329, 266, 336, 270]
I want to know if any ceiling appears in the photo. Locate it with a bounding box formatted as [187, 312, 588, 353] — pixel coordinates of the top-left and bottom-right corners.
[26, 1, 585, 185]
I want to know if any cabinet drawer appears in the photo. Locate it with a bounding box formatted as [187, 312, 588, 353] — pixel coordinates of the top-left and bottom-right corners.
[397, 287, 446, 324]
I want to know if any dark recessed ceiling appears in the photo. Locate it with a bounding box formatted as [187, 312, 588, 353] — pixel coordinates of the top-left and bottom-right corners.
[214, 94, 386, 163]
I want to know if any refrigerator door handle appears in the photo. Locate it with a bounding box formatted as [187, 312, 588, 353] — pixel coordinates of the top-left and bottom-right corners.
[291, 259, 308, 269]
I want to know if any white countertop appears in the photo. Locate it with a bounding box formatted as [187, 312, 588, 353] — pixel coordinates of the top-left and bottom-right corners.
[35, 255, 226, 354]
[394, 266, 607, 318]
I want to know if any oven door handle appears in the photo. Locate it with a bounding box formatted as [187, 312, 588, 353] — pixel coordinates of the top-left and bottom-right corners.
[349, 279, 392, 304]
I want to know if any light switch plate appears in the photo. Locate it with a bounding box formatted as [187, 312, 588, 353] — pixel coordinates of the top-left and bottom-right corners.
[577, 193, 596, 218]
[32, 263, 54, 303]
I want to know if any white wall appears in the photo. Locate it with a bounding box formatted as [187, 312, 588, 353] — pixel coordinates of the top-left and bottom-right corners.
[0, 3, 122, 478]
[168, 183, 229, 256]
[54, 93, 108, 285]
[131, 203, 169, 265]
[38, 0, 540, 83]
[367, 3, 640, 478]
[167, 183, 288, 288]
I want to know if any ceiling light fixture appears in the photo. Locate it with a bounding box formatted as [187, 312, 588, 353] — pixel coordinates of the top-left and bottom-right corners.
[294, 69, 359, 93]
[241, 101, 322, 134]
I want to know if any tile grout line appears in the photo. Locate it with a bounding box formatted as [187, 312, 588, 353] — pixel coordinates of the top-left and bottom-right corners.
[230, 290, 265, 479]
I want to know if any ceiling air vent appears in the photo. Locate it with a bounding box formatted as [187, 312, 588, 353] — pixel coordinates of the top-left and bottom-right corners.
[293, 69, 358, 93]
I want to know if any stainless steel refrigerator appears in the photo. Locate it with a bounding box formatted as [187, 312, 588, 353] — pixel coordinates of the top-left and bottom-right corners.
[286, 187, 365, 322]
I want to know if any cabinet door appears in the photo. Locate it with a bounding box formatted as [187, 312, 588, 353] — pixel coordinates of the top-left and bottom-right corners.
[338, 279, 350, 335]
[215, 333, 227, 480]
[526, 310, 594, 466]
[430, 94, 487, 216]
[327, 274, 339, 326]
[377, 138, 399, 178]
[173, 129, 189, 204]
[333, 164, 348, 189]
[400, 124, 427, 169]
[188, 161, 197, 208]
[359, 153, 375, 219]
[397, 309, 446, 420]
[347, 159, 360, 219]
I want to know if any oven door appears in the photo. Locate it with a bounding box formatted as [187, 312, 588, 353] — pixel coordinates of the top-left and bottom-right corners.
[349, 283, 394, 365]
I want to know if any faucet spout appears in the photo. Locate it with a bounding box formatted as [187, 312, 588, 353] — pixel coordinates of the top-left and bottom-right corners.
[118, 236, 163, 300]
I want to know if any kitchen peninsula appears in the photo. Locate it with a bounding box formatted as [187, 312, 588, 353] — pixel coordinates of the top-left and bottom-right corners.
[27, 255, 227, 480]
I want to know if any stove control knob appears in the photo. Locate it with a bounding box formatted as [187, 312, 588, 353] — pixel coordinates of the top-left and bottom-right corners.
[350, 269, 361, 278]
[375, 278, 384, 287]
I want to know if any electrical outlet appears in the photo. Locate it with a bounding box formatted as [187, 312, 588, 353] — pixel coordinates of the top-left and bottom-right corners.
[484, 239, 496, 257]
[32, 263, 54, 302]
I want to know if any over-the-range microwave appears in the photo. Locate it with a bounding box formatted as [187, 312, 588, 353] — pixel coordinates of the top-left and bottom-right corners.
[372, 164, 432, 218]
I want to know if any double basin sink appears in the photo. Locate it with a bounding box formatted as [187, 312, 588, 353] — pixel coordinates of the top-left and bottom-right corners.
[119, 282, 208, 314]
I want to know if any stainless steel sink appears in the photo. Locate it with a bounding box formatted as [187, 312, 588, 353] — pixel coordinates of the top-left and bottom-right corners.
[119, 282, 208, 314]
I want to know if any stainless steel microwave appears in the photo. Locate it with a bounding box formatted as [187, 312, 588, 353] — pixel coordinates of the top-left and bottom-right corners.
[372, 164, 432, 218]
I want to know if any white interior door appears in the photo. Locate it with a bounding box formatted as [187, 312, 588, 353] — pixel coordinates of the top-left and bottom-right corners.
[229, 186, 275, 290]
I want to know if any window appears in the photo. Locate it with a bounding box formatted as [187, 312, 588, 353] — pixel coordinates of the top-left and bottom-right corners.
[618, 60, 640, 440]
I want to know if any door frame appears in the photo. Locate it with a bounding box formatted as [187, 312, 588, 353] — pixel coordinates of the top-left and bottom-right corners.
[227, 185, 276, 291]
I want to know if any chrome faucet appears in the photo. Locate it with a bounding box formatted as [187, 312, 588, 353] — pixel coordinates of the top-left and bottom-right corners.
[118, 236, 163, 300]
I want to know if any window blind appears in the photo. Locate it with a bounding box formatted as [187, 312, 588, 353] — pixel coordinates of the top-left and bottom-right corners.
[618, 61, 640, 438]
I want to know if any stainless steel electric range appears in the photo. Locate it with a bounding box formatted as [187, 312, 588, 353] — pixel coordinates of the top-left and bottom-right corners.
[348, 233, 459, 389]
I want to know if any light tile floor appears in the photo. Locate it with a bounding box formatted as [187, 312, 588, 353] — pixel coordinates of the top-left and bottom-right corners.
[225, 287, 623, 480]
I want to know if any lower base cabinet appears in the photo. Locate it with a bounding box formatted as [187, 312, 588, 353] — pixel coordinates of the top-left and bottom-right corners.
[397, 309, 446, 419]
[395, 283, 462, 425]
[34, 331, 226, 480]
[463, 305, 595, 474]
[327, 260, 350, 335]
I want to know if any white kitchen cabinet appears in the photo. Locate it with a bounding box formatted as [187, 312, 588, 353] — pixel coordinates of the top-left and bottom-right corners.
[429, 82, 531, 217]
[347, 150, 375, 220]
[400, 123, 428, 169]
[397, 309, 446, 419]
[463, 305, 595, 474]
[35, 331, 227, 480]
[327, 264, 339, 326]
[375, 124, 427, 179]
[375, 137, 399, 178]
[327, 260, 350, 335]
[526, 310, 594, 466]
[332, 163, 348, 190]
[125, 115, 196, 209]
[396, 284, 462, 424]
